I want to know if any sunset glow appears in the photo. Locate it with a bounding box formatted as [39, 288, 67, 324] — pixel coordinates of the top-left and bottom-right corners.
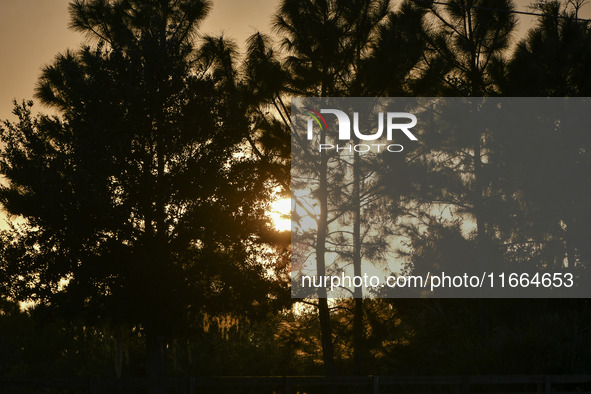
[269, 197, 291, 232]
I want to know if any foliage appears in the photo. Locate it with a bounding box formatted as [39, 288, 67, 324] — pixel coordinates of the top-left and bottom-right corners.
[0, 0, 289, 379]
[1, 0, 591, 380]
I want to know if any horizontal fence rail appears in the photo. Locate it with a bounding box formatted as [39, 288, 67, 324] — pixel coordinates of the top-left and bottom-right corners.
[0, 374, 590, 394]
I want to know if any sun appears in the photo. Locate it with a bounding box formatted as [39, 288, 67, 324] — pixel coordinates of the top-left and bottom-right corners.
[268, 197, 291, 232]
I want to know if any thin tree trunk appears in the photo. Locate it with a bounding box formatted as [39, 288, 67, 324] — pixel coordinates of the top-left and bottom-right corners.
[474, 132, 490, 336]
[316, 116, 336, 376]
[352, 138, 365, 374]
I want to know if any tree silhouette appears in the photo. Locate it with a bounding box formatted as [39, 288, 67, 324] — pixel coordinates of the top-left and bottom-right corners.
[415, 0, 516, 95]
[414, 0, 516, 247]
[361, 1, 429, 96]
[495, 2, 591, 269]
[276, 0, 394, 375]
[0, 0, 283, 385]
[503, 0, 591, 96]
[1, 0, 591, 383]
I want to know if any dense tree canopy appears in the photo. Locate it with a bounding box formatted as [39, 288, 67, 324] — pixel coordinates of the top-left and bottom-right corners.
[0, 0, 590, 382]
[0, 0, 288, 380]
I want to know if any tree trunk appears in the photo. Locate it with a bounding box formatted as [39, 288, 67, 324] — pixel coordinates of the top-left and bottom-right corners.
[352, 139, 365, 374]
[146, 328, 167, 394]
[474, 132, 490, 337]
[316, 116, 336, 376]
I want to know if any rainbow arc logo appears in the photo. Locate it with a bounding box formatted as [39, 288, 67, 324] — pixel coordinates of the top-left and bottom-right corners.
[303, 107, 328, 132]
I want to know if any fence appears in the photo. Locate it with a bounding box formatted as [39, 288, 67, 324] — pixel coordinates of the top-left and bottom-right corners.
[0, 374, 590, 394]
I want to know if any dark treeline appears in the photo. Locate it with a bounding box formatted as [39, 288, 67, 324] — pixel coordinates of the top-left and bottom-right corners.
[0, 0, 590, 383]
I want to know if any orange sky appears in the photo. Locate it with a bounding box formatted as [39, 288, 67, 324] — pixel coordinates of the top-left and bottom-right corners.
[0, 0, 277, 121]
[0, 0, 278, 229]
[2, 0, 591, 122]
[0, 0, 590, 230]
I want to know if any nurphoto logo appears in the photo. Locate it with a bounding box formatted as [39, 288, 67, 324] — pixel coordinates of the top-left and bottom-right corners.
[304, 107, 418, 153]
